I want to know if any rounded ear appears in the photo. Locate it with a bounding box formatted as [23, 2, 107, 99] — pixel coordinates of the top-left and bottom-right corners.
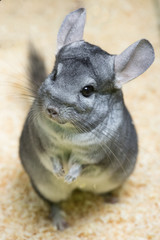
[114, 39, 155, 88]
[57, 8, 86, 52]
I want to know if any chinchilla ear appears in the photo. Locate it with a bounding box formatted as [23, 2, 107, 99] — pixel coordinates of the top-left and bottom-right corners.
[57, 8, 86, 52]
[114, 39, 155, 88]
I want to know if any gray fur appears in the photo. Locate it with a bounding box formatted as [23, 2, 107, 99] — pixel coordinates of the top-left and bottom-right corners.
[19, 8, 154, 230]
[57, 8, 86, 51]
[115, 39, 155, 88]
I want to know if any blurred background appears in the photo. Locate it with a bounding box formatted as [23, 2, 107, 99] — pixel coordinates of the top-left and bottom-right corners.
[0, 0, 160, 239]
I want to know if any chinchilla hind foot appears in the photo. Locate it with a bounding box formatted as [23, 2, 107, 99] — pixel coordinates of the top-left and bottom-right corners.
[50, 204, 69, 231]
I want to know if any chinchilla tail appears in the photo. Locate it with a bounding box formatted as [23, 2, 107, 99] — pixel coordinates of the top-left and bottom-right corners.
[27, 43, 47, 94]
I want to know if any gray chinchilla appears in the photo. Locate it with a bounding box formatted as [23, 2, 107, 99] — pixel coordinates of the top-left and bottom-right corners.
[19, 8, 155, 230]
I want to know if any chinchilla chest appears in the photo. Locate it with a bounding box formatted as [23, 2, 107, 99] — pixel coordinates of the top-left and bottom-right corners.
[37, 121, 119, 193]
[39, 127, 103, 174]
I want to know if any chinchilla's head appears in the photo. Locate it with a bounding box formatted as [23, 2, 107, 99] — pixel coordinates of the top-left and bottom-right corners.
[38, 40, 117, 128]
[37, 8, 154, 130]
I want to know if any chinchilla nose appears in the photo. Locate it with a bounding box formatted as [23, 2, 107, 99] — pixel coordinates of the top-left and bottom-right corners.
[47, 106, 59, 116]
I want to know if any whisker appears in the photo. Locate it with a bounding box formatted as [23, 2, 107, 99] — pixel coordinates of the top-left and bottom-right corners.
[72, 116, 129, 175]
[71, 116, 116, 170]
[86, 119, 134, 174]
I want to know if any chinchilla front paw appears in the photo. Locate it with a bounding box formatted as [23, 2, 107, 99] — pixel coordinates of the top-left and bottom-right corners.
[51, 157, 65, 178]
[64, 163, 82, 184]
[64, 174, 76, 184]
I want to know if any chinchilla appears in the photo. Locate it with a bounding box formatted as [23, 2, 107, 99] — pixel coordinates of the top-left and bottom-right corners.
[19, 8, 155, 230]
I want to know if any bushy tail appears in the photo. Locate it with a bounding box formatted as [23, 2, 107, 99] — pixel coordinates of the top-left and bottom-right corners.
[27, 43, 47, 95]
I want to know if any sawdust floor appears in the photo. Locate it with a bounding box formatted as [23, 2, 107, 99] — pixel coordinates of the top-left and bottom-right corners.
[0, 0, 160, 239]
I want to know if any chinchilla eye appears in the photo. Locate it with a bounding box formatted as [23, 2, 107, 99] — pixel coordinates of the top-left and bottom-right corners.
[81, 85, 95, 97]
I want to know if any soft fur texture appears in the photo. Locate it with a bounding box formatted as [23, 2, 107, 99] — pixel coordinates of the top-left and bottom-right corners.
[0, 0, 159, 238]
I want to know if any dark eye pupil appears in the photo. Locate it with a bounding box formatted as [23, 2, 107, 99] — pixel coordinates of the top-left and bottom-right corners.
[81, 85, 94, 97]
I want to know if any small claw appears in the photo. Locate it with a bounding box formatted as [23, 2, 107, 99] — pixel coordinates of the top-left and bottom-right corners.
[64, 174, 76, 184]
[55, 168, 65, 178]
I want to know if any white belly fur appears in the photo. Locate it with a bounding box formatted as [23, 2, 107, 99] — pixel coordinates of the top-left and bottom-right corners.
[37, 157, 118, 202]
[35, 119, 120, 202]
